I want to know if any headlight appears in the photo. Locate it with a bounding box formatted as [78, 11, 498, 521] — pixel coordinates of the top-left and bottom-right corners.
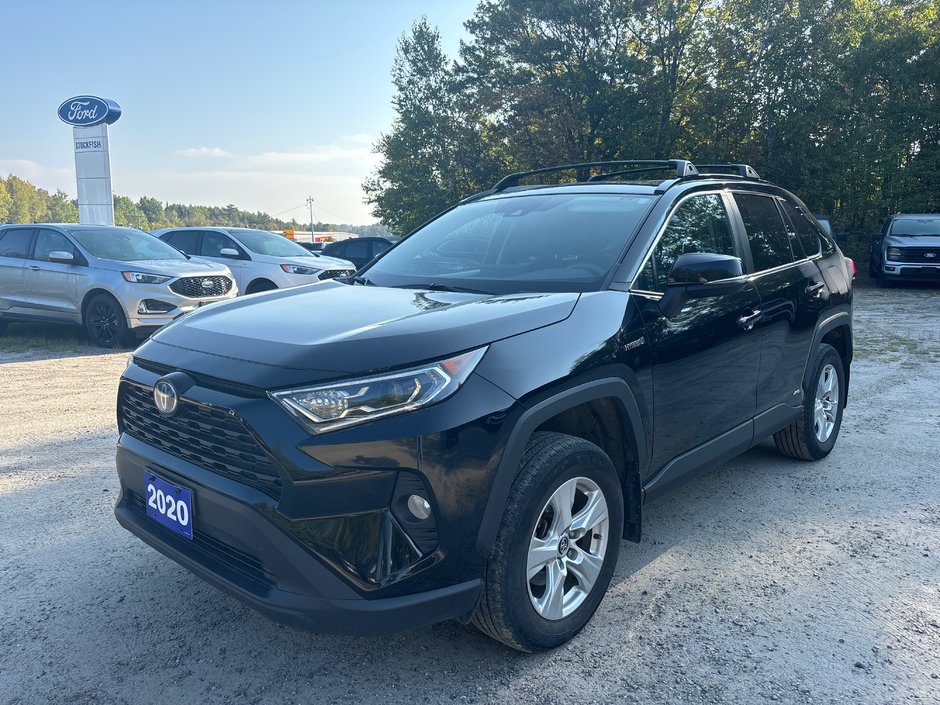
[886, 247, 902, 261]
[122, 271, 172, 284]
[280, 264, 320, 275]
[271, 347, 487, 433]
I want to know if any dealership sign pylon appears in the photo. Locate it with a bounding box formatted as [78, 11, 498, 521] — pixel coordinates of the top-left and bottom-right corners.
[57, 96, 122, 225]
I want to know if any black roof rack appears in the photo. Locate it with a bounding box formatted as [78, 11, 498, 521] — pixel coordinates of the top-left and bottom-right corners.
[491, 160, 699, 192]
[694, 163, 761, 179]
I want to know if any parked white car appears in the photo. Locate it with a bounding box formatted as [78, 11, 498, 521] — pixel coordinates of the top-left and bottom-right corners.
[152, 227, 356, 295]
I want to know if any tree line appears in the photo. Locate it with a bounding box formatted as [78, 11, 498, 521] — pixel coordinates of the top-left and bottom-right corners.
[365, 0, 939, 262]
[0, 174, 389, 237]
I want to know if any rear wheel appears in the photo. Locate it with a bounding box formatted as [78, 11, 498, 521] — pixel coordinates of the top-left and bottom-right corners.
[774, 343, 845, 460]
[472, 432, 623, 652]
[84, 294, 133, 348]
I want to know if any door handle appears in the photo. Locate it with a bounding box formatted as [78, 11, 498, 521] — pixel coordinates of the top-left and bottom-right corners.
[805, 281, 825, 294]
[28, 265, 41, 271]
[737, 309, 761, 331]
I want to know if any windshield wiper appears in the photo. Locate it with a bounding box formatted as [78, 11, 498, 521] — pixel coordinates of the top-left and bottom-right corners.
[391, 282, 491, 295]
[350, 275, 375, 286]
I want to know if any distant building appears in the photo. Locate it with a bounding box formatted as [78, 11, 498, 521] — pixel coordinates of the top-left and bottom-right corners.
[278, 230, 358, 243]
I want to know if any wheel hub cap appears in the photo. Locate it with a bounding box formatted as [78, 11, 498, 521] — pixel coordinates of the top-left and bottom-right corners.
[526, 476, 610, 621]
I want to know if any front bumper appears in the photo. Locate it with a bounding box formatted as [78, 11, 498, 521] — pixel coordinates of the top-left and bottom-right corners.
[114, 280, 237, 330]
[881, 262, 940, 282]
[114, 358, 516, 633]
[114, 439, 481, 634]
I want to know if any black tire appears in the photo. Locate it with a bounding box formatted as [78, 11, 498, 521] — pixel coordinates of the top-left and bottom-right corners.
[83, 293, 133, 348]
[246, 279, 277, 295]
[472, 432, 624, 652]
[773, 343, 845, 461]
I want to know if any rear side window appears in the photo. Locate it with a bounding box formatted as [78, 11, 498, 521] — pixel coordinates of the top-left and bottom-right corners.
[734, 194, 795, 271]
[779, 200, 821, 257]
[164, 230, 200, 254]
[33, 229, 80, 262]
[345, 240, 370, 260]
[0, 228, 34, 258]
[634, 193, 737, 293]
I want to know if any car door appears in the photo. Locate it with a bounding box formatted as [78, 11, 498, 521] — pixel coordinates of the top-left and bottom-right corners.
[730, 192, 824, 414]
[632, 192, 762, 478]
[0, 228, 36, 314]
[24, 228, 86, 319]
[199, 230, 249, 290]
[161, 230, 201, 257]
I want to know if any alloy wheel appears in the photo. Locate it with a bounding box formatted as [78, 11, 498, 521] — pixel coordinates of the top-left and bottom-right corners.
[90, 301, 118, 346]
[814, 363, 839, 443]
[526, 476, 609, 620]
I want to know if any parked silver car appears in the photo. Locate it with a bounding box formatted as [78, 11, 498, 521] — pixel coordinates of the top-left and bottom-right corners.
[0, 224, 238, 347]
[152, 227, 356, 294]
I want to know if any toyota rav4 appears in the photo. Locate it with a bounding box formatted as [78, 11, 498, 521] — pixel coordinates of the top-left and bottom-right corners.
[114, 160, 853, 651]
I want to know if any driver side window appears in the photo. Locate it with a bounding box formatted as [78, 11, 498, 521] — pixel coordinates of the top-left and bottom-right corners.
[635, 194, 737, 293]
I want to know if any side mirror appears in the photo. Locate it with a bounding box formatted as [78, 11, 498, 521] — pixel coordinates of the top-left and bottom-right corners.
[48, 251, 75, 264]
[660, 252, 747, 318]
[219, 248, 240, 258]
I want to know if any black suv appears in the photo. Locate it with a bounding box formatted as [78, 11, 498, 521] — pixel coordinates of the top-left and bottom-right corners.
[114, 160, 853, 652]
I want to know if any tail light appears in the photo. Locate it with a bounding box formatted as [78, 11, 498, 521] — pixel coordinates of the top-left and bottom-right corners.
[845, 257, 856, 279]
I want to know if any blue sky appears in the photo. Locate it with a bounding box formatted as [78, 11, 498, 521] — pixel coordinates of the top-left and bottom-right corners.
[1, 0, 478, 224]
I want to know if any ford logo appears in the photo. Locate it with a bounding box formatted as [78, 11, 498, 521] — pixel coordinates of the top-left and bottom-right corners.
[57, 95, 122, 127]
[926, 252, 937, 259]
[153, 379, 179, 417]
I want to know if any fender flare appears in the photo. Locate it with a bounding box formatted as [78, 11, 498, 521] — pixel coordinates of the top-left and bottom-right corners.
[805, 306, 853, 403]
[474, 377, 647, 556]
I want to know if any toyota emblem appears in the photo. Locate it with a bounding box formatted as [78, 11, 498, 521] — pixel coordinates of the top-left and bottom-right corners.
[153, 379, 179, 416]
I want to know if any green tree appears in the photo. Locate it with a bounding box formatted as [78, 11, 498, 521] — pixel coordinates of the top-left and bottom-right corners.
[138, 196, 166, 228]
[46, 190, 78, 222]
[0, 180, 11, 222]
[6, 175, 47, 223]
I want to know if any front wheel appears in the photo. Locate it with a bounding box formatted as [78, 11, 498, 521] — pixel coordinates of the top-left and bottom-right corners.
[774, 343, 845, 460]
[472, 432, 623, 652]
[84, 294, 133, 348]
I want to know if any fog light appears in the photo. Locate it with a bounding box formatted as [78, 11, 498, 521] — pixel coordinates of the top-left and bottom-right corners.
[407, 494, 431, 520]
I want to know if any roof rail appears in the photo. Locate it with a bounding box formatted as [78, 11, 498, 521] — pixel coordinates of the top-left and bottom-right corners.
[491, 160, 698, 192]
[694, 163, 761, 179]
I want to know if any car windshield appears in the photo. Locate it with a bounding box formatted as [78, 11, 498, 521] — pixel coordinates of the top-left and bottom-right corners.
[69, 227, 186, 261]
[890, 219, 940, 237]
[228, 229, 313, 257]
[363, 193, 655, 294]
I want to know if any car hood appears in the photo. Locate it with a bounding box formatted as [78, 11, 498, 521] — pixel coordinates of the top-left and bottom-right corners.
[139, 282, 578, 388]
[95, 258, 232, 277]
[252, 253, 355, 269]
[884, 235, 940, 249]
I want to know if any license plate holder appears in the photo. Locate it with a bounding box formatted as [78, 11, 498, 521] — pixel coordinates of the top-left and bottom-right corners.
[145, 471, 193, 540]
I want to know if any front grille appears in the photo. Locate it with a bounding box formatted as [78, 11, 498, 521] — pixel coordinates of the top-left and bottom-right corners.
[119, 381, 282, 498]
[898, 247, 940, 263]
[170, 276, 233, 298]
[127, 491, 276, 593]
[318, 269, 355, 280]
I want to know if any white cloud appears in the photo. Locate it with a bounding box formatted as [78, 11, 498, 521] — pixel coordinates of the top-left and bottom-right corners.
[0, 160, 76, 196]
[175, 147, 233, 158]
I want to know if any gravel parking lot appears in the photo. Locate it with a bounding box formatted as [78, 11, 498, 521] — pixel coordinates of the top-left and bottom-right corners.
[1, 282, 938, 705]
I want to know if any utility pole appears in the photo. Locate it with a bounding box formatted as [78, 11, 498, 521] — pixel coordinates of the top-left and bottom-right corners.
[306, 196, 315, 238]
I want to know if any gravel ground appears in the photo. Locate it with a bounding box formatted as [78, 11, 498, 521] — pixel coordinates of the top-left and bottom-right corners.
[1, 282, 938, 705]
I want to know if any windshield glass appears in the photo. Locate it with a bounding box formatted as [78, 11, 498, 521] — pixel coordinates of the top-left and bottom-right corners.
[890, 218, 940, 237]
[228, 229, 313, 257]
[69, 227, 186, 261]
[363, 193, 655, 294]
